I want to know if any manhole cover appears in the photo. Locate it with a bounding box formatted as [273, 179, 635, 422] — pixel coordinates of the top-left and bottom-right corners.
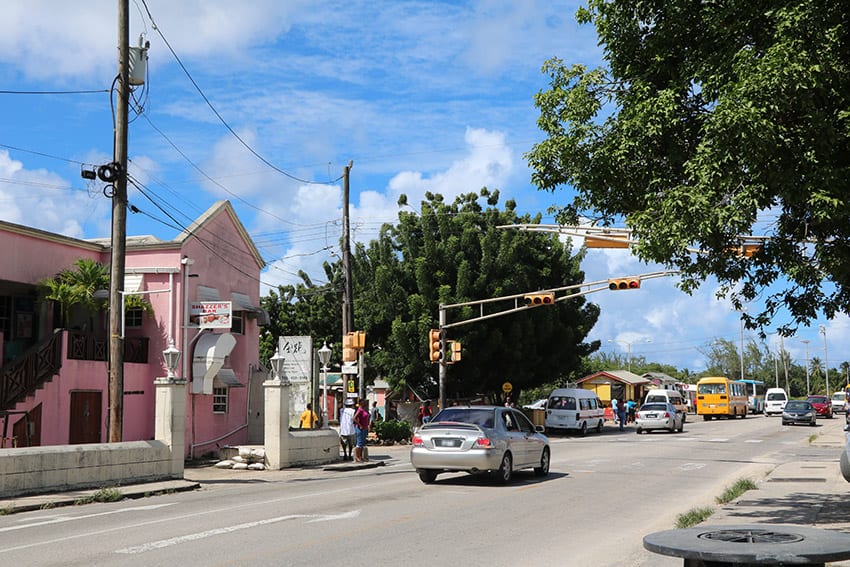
[698, 528, 805, 544]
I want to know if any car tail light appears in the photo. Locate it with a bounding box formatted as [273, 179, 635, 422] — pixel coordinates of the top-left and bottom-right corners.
[473, 437, 492, 449]
[412, 436, 423, 446]
[664, 412, 671, 418]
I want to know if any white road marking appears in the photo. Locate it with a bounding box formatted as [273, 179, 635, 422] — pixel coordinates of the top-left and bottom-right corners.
[745, 439, 763, 443]
[0, 503, 176, 533]
[679, 463, 706, 471]
[115, 510, 361, 554]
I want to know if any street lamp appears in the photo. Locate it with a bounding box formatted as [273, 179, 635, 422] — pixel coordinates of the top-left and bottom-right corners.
[162, 339, 181, 379]
[801, 339, 810, 395]
[318, 342, 332, 429]
[820, 325, 830, 397]
[607, 338, 651, 373]
[270, 348, 286, 383]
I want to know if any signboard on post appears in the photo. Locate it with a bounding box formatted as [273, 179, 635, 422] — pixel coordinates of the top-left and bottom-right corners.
[190, 301, 232, 329]
[278, 336, 313, 428]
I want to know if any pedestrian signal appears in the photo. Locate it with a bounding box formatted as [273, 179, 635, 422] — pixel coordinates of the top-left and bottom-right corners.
[449, 341, 461, 363]
[428, 329, 443, 363]
[608, 278, 640, 290]
[523, 292, 555, 306]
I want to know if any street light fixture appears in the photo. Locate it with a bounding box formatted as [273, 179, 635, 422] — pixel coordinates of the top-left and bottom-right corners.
[270, 348, 286, 383]
[162, 339, 181, 379]
[318, 342, 332, 430]
[607, 338, 651, 373]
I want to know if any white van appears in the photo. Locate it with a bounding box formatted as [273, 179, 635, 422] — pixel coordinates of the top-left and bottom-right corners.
[545, 388, 605, 435]
[643, 389, 688, 422]
[765, 388, 789, 416]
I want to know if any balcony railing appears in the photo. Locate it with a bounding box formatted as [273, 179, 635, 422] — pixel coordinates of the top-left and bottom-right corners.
[0, 330, 63, 410]
[66, 331, 149, 364]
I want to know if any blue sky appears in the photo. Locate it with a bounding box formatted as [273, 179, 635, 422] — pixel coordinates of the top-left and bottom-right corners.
[1, 0, 846, 376]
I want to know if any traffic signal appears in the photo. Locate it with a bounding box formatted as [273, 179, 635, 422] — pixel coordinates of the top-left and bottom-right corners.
[524, 292, 555, 306]
[449, 341, 462, 363]
[608, 278, 640, 290]
[428, 329, 443, 363]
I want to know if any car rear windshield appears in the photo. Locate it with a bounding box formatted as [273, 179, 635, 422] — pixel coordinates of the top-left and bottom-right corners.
[807, 397, 827, 403]
[640, 403, 668, 412]
[431, 408, 495, 428]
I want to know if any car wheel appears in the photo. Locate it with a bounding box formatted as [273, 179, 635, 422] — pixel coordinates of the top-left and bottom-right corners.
[596, 420, 604, 433]
[636, 427, 642, 434]
[534, 447, 550, 477]
[418, 469, 438, 484]
[580, 422, 588, 436]
[494, 452, 513, 484]
[811, 418, 818, 426]
[828, 413, 834, 419]
[782, 420, 788, 426]
[703, 415, 711, 421]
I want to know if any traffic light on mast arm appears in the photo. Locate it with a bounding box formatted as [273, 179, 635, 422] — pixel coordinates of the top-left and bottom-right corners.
[428, 329, 444, 364]
[448, 340, 461, 364]
[608, 277, 641, 290]
[524, 292, 555, 306]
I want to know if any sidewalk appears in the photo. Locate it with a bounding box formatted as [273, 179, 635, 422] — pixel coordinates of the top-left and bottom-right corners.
[0, 444, 410, 515]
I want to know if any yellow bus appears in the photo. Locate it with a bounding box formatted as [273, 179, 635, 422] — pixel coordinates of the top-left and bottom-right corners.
[696, 376, 749, 420]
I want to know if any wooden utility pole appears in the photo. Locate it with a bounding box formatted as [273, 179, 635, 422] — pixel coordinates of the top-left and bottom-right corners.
[341, 160, 354, 335]
[108, 0, 130, 442]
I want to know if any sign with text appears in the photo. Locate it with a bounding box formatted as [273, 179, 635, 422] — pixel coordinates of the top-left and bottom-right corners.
[190, 301, 232, 329]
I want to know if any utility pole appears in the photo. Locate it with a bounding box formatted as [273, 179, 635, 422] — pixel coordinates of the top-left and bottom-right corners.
[108, 0, 130, 442]
[340, 161, 362, 398]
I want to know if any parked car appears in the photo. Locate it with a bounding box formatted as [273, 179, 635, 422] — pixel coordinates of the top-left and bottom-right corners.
[831, 392, 847, 414]
[410, 405, 550, 484]
[523, 398, 547, 410]
[635, 402, 684, 434]
[781, 400, 817, 426]
[806, 395, 833, 419]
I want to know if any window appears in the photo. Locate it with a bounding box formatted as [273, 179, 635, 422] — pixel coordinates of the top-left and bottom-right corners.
[231, 311, 244, 335]
[213, 387, 228, 413]
[125, 307, 143, 328]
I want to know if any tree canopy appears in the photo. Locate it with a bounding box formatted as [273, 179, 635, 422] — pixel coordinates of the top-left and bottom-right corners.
[353, 189, 599, 402]
[526, 1, 850, 335]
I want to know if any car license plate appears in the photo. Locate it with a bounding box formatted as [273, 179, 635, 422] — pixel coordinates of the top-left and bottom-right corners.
[646, 414, 657, 418]
[435, 439, 461, 448]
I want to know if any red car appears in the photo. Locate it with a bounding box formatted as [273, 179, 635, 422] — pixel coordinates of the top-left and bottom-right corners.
[806, 395, 833, 418]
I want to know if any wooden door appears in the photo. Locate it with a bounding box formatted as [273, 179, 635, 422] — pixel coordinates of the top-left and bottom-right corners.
[69, 391, 102, 444]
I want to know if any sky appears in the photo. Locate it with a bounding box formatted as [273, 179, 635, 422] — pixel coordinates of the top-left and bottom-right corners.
[1, 0, 847, 378]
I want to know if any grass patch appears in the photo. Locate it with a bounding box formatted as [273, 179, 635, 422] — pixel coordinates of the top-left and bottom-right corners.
[75, 487, 123, 506]
[716, 477, 757, 505]
[0, 506, 13, 516]
[809, 434, 819, 444]
[675, 506, 714, 528]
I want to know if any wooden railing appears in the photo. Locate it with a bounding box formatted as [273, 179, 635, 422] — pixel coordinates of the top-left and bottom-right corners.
[0, 330, 63, 411]
[66, 331, 149, 364]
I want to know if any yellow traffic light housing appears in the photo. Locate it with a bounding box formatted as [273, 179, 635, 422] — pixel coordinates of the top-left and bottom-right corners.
[608, 278, 640, 290]
[523, 292, 555, 306]
[428, 329, 443, 363]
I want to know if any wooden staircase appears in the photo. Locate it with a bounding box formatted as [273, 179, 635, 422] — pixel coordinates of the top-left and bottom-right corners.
[0, 330, 63, 412]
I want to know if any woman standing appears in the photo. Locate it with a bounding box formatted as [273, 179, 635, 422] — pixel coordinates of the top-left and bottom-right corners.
[353, 399, 371, 462]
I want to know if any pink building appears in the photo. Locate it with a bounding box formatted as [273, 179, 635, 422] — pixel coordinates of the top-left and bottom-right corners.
[0, 201, 265, 458]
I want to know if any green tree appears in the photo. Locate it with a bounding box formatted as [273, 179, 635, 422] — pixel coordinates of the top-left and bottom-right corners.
[353, 189, 600, 402]
[526, 2, 850, 335]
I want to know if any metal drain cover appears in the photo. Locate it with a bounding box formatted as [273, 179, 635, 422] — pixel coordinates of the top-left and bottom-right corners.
[698, 528, 804, 544]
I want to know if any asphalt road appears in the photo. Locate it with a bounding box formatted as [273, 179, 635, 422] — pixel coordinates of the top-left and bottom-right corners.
[0, 413, 845, 566]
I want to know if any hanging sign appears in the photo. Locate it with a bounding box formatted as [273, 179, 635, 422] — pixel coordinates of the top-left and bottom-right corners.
[190, 301, 232, 329]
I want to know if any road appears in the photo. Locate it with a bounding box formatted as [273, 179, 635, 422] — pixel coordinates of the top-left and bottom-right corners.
[0, 413, 839, 566]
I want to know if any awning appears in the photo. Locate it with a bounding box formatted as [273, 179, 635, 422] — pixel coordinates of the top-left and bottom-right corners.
[214, 368, 244, 388]
[196, 285, 221, 302]
[124, 274, 143, 293]
[191, 332, 236, 394]
[231, 292, 261, 313]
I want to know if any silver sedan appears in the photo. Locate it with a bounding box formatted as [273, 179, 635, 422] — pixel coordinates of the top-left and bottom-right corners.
[635, 402, 684, 434]
[410, 405, 550, 484]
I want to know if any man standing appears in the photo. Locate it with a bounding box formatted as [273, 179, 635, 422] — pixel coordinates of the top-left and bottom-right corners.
[353, 399, 371, 462]
[299, 403, 319, 429]
[339, 398, 356, 461]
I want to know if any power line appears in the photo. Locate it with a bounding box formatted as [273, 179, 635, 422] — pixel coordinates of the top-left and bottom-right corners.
[0, 89, 109, 95]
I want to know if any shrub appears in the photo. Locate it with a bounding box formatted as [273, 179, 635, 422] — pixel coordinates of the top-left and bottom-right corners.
[373, 419, 412, 443]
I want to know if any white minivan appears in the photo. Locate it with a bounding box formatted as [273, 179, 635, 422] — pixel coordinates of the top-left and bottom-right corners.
[545, 388, 605, 435]
[643, 389, 688, 422]
[765, 388, 789, 416]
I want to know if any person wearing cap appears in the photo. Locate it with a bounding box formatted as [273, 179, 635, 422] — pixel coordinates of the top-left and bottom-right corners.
[339, 398, 356, 461]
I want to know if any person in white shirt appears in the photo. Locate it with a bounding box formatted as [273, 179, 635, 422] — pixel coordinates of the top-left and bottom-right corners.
[339, 398, 357, 461]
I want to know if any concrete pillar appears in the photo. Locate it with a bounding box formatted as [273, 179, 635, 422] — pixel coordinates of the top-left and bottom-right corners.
[263, 378, 292, 470]
[154, 377, 186, 477]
